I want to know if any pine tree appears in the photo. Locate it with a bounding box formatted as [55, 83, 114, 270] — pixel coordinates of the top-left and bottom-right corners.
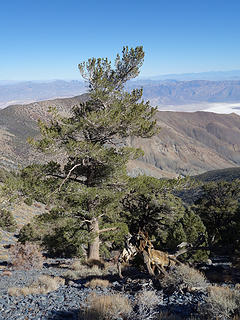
[27, 46, 159, 259]
[194, 180, 240, 250]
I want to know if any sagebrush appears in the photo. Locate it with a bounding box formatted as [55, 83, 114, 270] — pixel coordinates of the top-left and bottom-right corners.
[9, 242, 44, 270]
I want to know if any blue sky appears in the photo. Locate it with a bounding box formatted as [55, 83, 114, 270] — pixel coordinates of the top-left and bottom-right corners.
[1, 0, 240, 80]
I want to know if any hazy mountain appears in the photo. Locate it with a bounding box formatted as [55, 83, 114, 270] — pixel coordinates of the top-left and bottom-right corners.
[0, 80, 86, 109]
[145, 70, 240, 81]
[128, 80, 240, 107]
[2, 78, 240, 109]
[1, 94, 240, 178]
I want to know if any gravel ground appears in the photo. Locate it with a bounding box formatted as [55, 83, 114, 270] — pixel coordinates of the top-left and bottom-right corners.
[0, 262, 206, 320]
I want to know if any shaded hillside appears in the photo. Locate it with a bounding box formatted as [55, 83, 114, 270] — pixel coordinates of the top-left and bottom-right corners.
[1, 95, 240, 177]
[193, 167, 240, 182]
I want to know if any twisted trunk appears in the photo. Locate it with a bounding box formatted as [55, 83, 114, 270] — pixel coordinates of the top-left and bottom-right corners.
[88, 218, 100, 260]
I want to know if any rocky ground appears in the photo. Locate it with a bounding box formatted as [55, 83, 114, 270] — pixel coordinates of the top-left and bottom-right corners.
[0, 259, 208, 320]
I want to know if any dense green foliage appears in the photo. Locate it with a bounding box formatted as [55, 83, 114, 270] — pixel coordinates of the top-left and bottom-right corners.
[121, 175, 208, 262]
[21, 46, 159, 259]
[0, 209, 17, 232]
[194, 180, 240, 252]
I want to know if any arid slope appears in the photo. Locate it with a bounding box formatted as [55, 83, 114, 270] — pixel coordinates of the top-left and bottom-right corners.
[0, 94, 240, 177]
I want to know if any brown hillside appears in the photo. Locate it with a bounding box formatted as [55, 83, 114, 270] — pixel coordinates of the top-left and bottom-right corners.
[0, 94, 240, 177]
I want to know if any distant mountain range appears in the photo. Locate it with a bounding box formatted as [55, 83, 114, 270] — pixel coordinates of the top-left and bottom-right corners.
[145, 70, 240, 81]
[0, 80, 86, 109]
[1, 94, 240, 178]
[2, 78, 240, 110]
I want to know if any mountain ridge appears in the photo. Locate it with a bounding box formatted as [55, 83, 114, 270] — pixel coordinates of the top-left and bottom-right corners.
[1, 94, 240, 177]
[3, 79, 240, 109]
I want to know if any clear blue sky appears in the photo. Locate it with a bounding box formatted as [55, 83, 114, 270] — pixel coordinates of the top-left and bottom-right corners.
[1, 0, 240, 80]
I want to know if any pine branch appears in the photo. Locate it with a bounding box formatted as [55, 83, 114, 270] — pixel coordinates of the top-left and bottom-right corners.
[99, 226, 118, 233]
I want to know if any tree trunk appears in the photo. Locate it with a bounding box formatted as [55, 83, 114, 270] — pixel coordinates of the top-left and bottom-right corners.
[88, 218, 100, 260]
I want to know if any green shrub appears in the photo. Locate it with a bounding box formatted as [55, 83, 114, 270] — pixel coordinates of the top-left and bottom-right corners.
[18, 213, 89, 258]
[18, 223, 41, 243]
[24, 197, 33, 206]
[0, 209, 17, 232]
[168, 209, 209, 263]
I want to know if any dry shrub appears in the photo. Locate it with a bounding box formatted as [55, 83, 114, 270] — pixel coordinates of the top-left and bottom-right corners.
[9, 242, 44, 270]
[8, 275, 65, 296]
[85, 279, 110, 288]
[80, 293, 132, 320]
[64, 264, 105, 280]
[199, 285, 240, 319]
[64, 270, 81, 280]
[71, 260, 83, 271]
[135, 290, 160, 320]
[161, 264, 208, 291]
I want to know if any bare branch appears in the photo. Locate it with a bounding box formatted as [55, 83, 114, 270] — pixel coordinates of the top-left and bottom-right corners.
[58, 163, 82, 191]
[99, 226, 118, 233]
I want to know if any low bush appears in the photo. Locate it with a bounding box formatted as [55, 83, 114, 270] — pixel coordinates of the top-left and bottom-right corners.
[161, 264, 208, 292]
[80, 293, 132, 320]
[64, 265, 104, 280]
[9, 242, 45, 270]
[0, 209, 17, 232]
[70, 260, 83, 271]
[135, 290, 160, 320]
[85, 279, 110, 288]
[8, 275, 65, 296]
[199, 285, 240, 319]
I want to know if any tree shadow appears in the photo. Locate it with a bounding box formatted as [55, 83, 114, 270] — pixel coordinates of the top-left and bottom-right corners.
[47, 309, 79, 320]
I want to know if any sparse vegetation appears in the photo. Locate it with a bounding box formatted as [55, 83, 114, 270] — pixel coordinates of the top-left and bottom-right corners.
[9, 242, 44, 270]
[161, 264, 208, 292]
[8, 275, 65, 296]
[85, 279, 110, 288]
[135, 290, 160, 320]
[199, 286, 240, 319]
[64, 264, 105, 280]
[80, 293, 132, 320]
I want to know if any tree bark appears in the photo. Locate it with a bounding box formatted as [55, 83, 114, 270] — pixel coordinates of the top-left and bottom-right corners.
[88, 218, 100, 260]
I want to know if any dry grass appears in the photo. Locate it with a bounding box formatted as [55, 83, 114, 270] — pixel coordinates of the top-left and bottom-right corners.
[135, 290, 160, 320]
[161, 264, 208, 291]
[70, 260, 83, 271]
[8, 275, 65, 296]
[64, 270, 81, 280]
[85, 278, 110, 288]
[80, 293, 132, 320]
[9, 242, 45, 270]
[64, 264, 105, 280]
[199, 285, 240, 319]
[136, 289, 160, 307]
